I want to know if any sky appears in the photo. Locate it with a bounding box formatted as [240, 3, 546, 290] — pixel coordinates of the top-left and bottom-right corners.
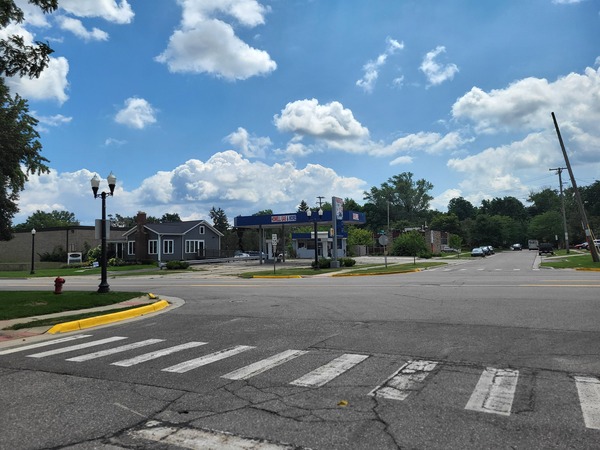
[4, 0, 600, 226]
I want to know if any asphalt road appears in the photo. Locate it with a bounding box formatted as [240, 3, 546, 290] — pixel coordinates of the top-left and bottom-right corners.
[0, 251, 599, 449]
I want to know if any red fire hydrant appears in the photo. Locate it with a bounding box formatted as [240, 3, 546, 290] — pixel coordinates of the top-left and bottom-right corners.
[54, 276, 65, 294]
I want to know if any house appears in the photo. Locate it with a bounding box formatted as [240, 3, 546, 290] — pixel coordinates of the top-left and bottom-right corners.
[123, 212, 223, 263]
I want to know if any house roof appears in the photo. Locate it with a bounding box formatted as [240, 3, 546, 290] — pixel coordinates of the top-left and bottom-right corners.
[123, 220, 224, 237]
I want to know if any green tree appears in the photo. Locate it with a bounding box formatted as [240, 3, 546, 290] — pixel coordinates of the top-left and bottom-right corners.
[253, 209, 273, 216]
[0, 0, 58, 79]
[0, 1, 59, 240]
[0, 79, 49, 240]
[364, 172, 434, 232]
[160, 213, 181, 223]
[392, 231, 428, 264]
[13, 209, 79, 231]
[347, 226, 373, 251]
[297, 201, 309, 212]
[528, 211, 562, 244]
[447, 197, 476, 221]
[449, 234, 463, 257]
[210, 206, 230, 233]
[429, 212, 461, 235]
[527, 189, 560, 217]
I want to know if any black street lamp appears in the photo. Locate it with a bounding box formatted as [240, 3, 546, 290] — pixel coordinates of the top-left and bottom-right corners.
[306, 208, 323, 269]
[91, 172, 116, 294]
[30, 228, 36, 275]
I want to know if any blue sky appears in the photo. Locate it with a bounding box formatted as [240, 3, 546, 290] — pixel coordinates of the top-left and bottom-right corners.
[6, 0, 600, 225]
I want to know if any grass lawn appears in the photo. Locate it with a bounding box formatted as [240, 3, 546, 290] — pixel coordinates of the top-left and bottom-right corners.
[0, 264, 188, 279]
[240, 261, 446, 278]
[0, 291, 148, 320]
[540, 252, 600, 270]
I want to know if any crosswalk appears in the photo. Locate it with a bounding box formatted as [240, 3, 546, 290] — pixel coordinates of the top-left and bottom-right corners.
[1, 334, 599, 430]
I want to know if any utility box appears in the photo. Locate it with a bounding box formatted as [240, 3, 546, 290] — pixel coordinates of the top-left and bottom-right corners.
[67, 252, 83, 265]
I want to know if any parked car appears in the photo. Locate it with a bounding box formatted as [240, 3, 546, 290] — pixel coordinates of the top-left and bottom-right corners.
[511, 243, 522, 251]
[538, 243, 554, 255]
[574, 242, 589, 250]
[441, 245, 459, 253]
[233, 251, 250, 258]
[484, 245, 495, 255]
[471, 247, 485, 257]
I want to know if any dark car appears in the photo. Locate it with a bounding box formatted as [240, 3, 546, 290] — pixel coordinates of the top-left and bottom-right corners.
[511, 243, 522, 251]
[538, 243, 554, 255]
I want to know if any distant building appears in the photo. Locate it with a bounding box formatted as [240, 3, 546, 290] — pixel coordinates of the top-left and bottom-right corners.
[123, 212, 223, 263]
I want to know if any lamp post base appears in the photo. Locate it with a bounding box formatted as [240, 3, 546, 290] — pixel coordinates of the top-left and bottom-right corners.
[97, 283, 110, 294]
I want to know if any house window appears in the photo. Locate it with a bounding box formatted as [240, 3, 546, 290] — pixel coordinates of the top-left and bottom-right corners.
[199, 225, 205, 235]
[185, 240, 204, 253]
[148, 240, 158, 254]
[127, 241, 135, 255]
[163, 239, 174, 254]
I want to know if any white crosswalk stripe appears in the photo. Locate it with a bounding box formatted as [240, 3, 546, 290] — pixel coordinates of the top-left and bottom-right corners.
[222, 349, 309, 380]
[0, 334, 92, 355]
[290, 353, 369, 388]
[5, 333, 600, 430]
[162, 345, 255, 373]
[575, 376, 600, 430]
[465, 367, 519, 416]
[112, 341, 208, 367]
[27, 336, 128, 358]
[66, 339, 165, 362]
[369, 360, 437, 401]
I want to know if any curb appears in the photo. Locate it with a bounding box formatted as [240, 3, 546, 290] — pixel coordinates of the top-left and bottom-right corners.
[47, 300, 170, 334]
[251, 275, 303, 279]
[332, 268, 422, 277]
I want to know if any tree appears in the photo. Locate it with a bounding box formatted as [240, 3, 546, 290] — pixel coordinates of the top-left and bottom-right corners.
[0, 1, 58, 79]
[527, 189, 560, 217]
[528, 211, 563, 244]
[392, 230, 428, 264]
[253, 209, 273, 216]
[343, 198, 363, 212]
[447, 197, 476, 221]
[429, 213, 461, 235]
[1, 80, 50, 240]
[364, 172, 434, 232]
[485, 196, 528, 221]
[297, 201, 309, 212]
[448, 234, 463, 257]
[160, 213, 181, 223]
[0, 1, 59, 240]
[13, 209, 79, 231]
[210, 207, 230, 233]
[347, 227, 373, 247]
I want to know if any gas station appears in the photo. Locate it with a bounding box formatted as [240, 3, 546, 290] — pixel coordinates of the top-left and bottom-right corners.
[233, 199, 366, 265]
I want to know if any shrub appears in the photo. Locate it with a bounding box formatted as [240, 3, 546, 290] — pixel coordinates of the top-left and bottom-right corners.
[166, 260, 190, 270]
[39, 246, 67, 262]
[340, 257, 356, 267]
[311, 257, 331, 269]
[108, 257, 126, 267]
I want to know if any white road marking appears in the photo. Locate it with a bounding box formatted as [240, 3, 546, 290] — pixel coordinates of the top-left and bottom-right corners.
[162, 345, 255, 373]
[222, 349, 308, 380]
[290, 353, 369, 388]
[26, 336, 127, 358]
[575, 376, 600, 430]
[112, 342, 207, 367]
[465, 367, 519, 416]
[66, 339, 165, 362]
[369, 360, 438, 401]
[0, 334, 92, 355]
[132, 425, 296, 449]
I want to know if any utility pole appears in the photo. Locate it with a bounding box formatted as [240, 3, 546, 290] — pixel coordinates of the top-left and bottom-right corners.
[316, 196, 325, 208]
[549, 167, 569, 253]
[551, 112, 599, 262]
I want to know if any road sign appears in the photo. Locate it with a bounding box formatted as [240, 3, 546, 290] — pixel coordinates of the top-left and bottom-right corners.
[271, 234, 278, 246]
[378, 235, 389, 246]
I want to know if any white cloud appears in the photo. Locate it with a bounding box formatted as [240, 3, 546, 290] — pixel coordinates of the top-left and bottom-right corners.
[420, 46, 459, 86]
[58, 0, 134, 24]
[104, 138, 127, 147]
[225, 127, 271, 158]
[156, 0, 276, 80]
[36, 114, 72, 127]
[6, 56, 70, 104]
[56, 16, 109, 41]
[274, 98, 370, 141]
[389, 155, 413, 166]
[552, 0, 584, 4]
[431, 188, 462, 211]
[114, 97, 157, 129]
[15, 152, 368, 224]
[452, 66, 600, 134]
[356, 37, 404, 93]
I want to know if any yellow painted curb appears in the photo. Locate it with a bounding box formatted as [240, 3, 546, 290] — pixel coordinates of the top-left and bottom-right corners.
[575, 267, 600, 271]
[252, 275, 303, 279]
[332, 269, 422, 277]
[48, 300, 170, 334]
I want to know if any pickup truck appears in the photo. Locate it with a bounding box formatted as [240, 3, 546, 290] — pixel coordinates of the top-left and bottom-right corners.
[538, 243, 554, 255]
